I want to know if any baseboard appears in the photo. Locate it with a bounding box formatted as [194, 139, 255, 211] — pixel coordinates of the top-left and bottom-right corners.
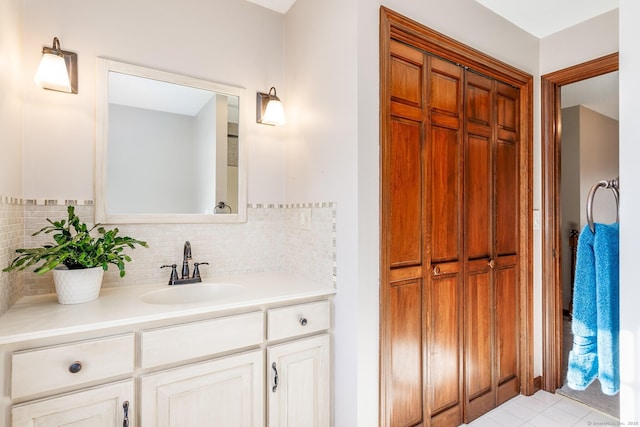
[533, 376, 542, 393]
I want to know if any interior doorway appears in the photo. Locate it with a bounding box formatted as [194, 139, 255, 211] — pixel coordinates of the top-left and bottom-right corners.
[540, 53, 619, 414]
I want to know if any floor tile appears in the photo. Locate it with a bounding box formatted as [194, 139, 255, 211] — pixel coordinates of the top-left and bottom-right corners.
[531, 390, 563, 405]
[469, 415, 504, 427]
[486, 407, 528, 426]
[499, 399, 539, 422]
[522, 395, 555, 413]
[539, 404, 583, 426]
[552, 397, 592, 419]
[528, 412, 570, 427]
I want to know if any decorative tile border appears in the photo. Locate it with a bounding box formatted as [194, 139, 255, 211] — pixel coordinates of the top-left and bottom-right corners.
[0, 197, 94, 206]
[0, 196, 23, 204]
[248, 202, 336, 209]
[3, 198, 334, 210]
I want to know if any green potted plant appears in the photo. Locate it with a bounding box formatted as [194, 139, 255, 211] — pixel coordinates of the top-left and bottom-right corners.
[3, 206, 148, 304]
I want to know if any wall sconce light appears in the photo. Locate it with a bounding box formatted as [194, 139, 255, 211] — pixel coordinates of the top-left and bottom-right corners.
[256, 87, 286, 126]
[34, 37, 78, 94]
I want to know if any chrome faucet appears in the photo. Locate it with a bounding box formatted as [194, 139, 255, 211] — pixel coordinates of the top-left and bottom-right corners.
[160, 241, 209, 285]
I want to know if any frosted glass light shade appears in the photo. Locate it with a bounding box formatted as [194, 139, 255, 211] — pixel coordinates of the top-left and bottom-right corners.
[35, 53, 72, 92]
[256, 87, 286, 126]
[34, 37, 78, 94]
[262, 99, 286, 126]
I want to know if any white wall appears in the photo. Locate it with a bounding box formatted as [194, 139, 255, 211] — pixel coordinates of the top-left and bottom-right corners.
[579, 107, 619, 227]
[22, 0, 286, 204]
[619, 0, 640, 422]
[284, 1, 359, 424]
[540, 9, 619, 74]
[0, 0, 23, 197]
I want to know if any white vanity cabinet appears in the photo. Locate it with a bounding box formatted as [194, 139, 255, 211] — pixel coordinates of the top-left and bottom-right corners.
[266, 301, 331, 427]
[0, 273, 335, 427]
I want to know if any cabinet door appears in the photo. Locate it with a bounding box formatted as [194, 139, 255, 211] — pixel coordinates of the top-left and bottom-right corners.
[12, 380, 133, 427]
[267, 334, 330, 427]
[140, 350, 263, 427]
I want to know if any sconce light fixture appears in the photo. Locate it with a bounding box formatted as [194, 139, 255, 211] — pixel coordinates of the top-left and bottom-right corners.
[256, 87, 286, 126]
[34, 37, 78, 94]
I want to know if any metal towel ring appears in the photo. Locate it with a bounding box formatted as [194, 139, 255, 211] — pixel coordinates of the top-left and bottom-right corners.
[586, 178, 619, 234]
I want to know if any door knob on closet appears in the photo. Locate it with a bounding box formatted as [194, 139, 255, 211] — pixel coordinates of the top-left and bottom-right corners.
[432, 265, 441, 275]
[488, 259, 495, 269]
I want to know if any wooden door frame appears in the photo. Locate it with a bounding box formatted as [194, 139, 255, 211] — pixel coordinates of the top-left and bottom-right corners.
[540, 52, 619, 392]
[379, 7, 535, 424]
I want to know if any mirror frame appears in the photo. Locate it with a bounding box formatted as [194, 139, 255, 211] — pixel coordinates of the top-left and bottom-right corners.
[95, 58, 247, 224]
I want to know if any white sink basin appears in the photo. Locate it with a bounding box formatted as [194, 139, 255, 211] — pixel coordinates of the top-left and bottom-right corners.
[140, 282, 244, 305]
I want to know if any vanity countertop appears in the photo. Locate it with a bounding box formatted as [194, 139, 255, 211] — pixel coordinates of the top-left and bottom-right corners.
[0, 271, 336, 345]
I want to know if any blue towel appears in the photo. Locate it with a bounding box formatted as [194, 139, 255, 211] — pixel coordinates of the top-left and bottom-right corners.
[567, 223, 619, 395]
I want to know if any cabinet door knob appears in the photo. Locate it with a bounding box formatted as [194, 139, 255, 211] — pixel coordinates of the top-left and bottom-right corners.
[68, 361, 82, 374]
[299, 317, 308, 326]
[488, 259, 496, 269]
[272, 362, 279, 393]
[433, 265, 441, 275]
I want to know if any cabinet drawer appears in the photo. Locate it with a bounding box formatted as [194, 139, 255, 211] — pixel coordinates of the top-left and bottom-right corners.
[11, 334, 134, 400]
[267, 300, 331, 341]
[141, 311, 264, 369]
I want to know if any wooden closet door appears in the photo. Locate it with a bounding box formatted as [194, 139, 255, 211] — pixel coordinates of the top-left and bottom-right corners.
[494, 81, 520, 405]
[464, 71, 496, 421]
[384, 40, 426, 427]
[425, 56, 464, 427]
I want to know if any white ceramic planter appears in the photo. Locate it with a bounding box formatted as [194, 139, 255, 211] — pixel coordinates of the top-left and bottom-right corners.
[52, 266, 104, 304]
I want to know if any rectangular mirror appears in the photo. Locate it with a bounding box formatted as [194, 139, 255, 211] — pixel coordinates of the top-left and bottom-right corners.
[95, 58, 247, 223]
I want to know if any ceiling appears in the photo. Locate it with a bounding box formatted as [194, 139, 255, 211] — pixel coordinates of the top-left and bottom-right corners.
[474, 0, 618, 38]
[247, 0, 618, 36]
[245, 0, 296, 14]
[245, 0, 619, 120]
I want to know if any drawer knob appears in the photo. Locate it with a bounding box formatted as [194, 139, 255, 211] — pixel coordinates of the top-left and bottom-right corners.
[68, 361, 83, 374]
[299, 317, 308, 326]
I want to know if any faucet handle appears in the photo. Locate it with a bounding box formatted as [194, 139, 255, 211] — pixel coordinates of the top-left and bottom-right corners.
[161, 264, 179, 285]
[193, 262, 209, 280]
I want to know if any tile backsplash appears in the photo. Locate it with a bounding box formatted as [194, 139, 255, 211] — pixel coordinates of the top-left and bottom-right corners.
[0, 199, 336, 314]
[0, 199, 24, 315]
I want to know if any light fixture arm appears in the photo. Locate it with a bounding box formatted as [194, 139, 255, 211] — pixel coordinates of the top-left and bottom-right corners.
[51, 37, 61, 53]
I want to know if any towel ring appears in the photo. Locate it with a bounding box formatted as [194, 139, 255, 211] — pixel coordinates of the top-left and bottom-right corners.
[586, 178, 619, 234]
